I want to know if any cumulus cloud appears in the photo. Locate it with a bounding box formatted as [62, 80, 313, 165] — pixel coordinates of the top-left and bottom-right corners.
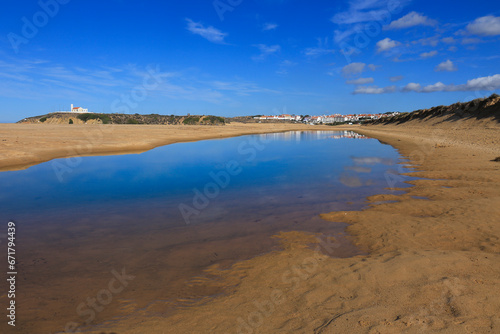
[421, 82, 447, 92]
[186, 19, 227, 44]
[402, 82, 422, 92]
[435, 59, 457, 72]
[341, 62, 366, 76]
[467, 15, 500, 36]
[346, 77, 374, 85]
[263, 23, 278, 31]
[385, 11, 437, 29]
[376, 38, 399, 52]
[420, 50, 438, 58]
[390, 75, 404, 82]
[357, 74, 500, 94]
[353, 85, 397, 94]
[341, 62, 379, 77]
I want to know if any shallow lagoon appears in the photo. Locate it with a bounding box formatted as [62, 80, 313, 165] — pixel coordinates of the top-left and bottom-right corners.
[0, 130, 412, 333]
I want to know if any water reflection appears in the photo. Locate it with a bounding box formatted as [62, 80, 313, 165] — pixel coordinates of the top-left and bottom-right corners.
[0, 130, 414, 333]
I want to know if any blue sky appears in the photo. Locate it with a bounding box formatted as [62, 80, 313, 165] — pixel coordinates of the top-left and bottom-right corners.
[0, 0, 499, 122]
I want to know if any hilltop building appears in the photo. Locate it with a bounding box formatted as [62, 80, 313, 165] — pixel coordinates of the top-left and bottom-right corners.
[55, 104, 89, 113]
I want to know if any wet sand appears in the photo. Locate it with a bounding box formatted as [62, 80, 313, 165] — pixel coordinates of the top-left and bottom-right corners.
[1, 120, 500, 333]
[80, 121, 499, 333]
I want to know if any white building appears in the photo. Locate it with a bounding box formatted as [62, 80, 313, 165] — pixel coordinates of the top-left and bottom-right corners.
[70, 104, 89, 113]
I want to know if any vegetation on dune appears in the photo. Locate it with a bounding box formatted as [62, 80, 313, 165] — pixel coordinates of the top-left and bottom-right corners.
[21, 112, 227, 125]
[202, 116, 225, 124]
[77, 113, 111, 124]
[182, 116, 200, 125]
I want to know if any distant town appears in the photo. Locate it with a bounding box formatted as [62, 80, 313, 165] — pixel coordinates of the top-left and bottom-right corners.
[254, 112, 401, 125]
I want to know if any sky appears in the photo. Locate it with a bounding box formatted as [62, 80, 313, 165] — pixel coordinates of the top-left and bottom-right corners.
[0, 0, 499, 122]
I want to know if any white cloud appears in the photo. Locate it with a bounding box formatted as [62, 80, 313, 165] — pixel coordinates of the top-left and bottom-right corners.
[462, 38, 482, 45]
[435, 59, 457, 72]
[390, 75, 404, 82]
[385, 11, 437, 29]
[376, 38, 399, 52]
[414, 36, 440, 47]
[263, 23, 278, 31]
[341, 62, 379, 77]
[346, 77, 374, 85]
[332, 0, 412, 25]
[420, 50, 438, 58]
[356, 74, 500, 94]
[467, 15, 500, 36]
[252, 44, 281, 61]
[421, 82, 447, 92]
[461, 74, 500, 91]
[186, 19, 227, 44]
[402, 82, 421, 92]
[341, 62, 366, 76]
[304, 47, 335, 57]
[353, 85, 396, 94]
[441, 37, 456, 44]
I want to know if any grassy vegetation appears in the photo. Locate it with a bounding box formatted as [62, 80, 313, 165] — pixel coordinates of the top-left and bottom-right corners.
[126, 118, 141, 124]
[77, 113, 111, 124]
[182, 116, 200, 125]
[39, 117, 47, 123]
[203, 116, 225, 124]
[69, 119, 73, 124]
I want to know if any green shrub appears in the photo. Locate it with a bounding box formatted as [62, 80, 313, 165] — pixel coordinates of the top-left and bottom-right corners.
[77, 113, 111, 124]
[39, 117, 47, 123]
[69, 119, 73, 124]
[127, 118, 140, 124]
[77, 113, 99, 122]
[99, 115, 111, 124]
[183, 116, 200, 125]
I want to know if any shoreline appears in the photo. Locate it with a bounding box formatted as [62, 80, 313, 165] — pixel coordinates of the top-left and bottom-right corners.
[2, 121, 499, 332]
[0, 123, 339, 172]
[82, 121, 499, 333]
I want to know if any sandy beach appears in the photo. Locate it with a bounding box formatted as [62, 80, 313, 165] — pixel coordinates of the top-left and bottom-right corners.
[1, 118, 499, 333]
[0, 123, 327, 171]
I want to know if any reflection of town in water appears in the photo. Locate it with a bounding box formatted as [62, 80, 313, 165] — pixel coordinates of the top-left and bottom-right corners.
[257, 130, 370, 141]
[329, 131, 370, 139]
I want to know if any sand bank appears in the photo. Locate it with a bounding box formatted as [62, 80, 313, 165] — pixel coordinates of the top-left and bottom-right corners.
[0, 123, 330, 171]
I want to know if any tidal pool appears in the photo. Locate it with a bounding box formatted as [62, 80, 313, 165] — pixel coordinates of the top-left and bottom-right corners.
[0, 130, 413, 333]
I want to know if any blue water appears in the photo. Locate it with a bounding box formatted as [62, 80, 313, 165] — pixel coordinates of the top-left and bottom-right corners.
[0, 130, 414, 332]
[0, 131, 409, 227]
